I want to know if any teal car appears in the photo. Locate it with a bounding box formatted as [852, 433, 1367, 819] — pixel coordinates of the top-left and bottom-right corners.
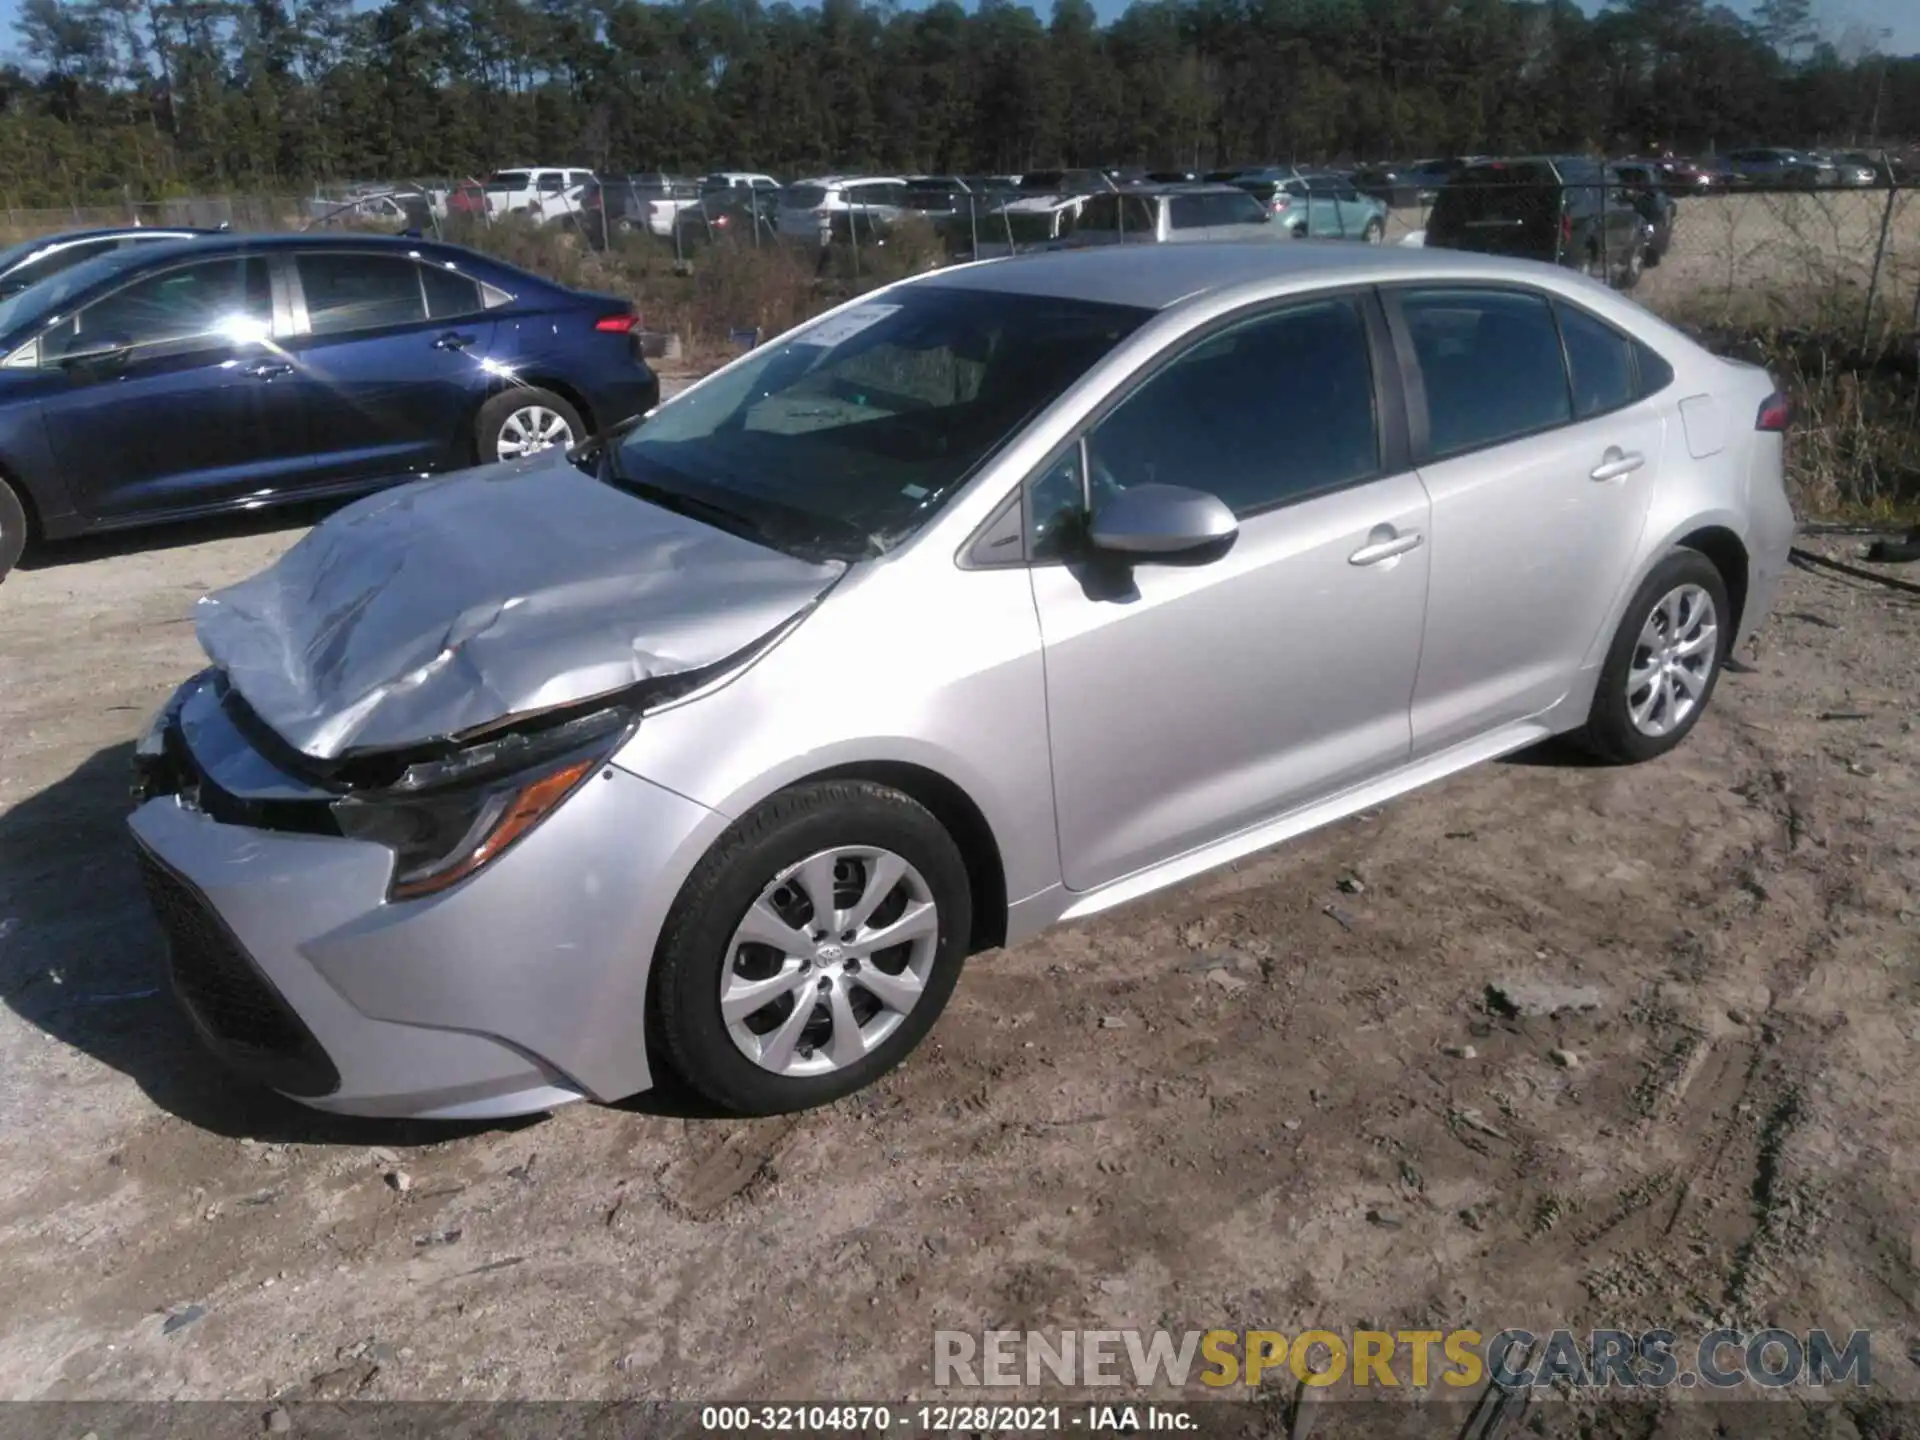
[1230, 168, 1389, 242]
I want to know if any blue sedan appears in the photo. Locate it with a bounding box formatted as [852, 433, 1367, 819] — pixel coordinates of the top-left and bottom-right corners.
[0, 232, 659, 579]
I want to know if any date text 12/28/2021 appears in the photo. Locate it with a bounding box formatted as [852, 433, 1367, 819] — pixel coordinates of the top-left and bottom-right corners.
[700, 1405, 1196, 1432]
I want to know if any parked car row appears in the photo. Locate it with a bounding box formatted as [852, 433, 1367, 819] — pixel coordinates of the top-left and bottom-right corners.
[0, 230, 659, 582]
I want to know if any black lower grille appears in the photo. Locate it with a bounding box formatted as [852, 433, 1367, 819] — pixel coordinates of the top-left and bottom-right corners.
[137, 849, 340, 1097]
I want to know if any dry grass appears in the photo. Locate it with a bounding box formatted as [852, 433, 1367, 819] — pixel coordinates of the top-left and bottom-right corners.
[449, 212, 948, 367]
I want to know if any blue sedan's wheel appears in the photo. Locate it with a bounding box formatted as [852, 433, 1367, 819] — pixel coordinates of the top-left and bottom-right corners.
[0, 479, 25, 583]
[476, 388, 583, 465]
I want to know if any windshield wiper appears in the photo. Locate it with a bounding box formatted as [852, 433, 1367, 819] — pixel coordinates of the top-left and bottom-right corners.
[607, 468, 782, 549]
[602, 443, 882, 563]
[566, 411, 648, 469]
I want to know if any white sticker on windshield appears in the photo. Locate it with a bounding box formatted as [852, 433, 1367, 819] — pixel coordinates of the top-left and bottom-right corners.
[796, 303, 901, 347]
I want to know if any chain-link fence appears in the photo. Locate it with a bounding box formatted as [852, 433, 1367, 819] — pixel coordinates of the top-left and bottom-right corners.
[1380, 179, 1920, 351]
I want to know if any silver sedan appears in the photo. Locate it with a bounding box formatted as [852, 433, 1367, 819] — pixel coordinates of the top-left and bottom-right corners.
[130, 242, 1797, 1119]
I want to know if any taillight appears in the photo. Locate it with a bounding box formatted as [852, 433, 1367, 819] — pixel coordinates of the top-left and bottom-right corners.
[1272, 198, 1290, 212]
[1756, 391, 1790, 432]
[595, 314, 639, 333]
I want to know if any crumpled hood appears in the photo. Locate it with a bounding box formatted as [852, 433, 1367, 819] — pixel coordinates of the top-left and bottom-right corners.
[195, 451, 844, 761]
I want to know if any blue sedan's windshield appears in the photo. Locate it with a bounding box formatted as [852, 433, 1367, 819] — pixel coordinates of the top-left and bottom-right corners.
[611, 286, 1150, 561]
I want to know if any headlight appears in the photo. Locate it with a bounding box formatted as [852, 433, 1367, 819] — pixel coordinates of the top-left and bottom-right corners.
[131, 668, 216, 804]
[333, 705, 633, 901]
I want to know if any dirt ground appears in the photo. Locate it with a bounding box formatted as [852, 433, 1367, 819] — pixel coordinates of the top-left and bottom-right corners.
[2, 481, 1919, 1417]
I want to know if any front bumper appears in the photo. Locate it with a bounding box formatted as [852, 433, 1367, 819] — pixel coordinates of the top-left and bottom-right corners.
[127, 688, 726, 1119]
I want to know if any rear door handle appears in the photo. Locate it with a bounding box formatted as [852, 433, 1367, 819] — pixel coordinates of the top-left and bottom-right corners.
[244, 361, 292, 380]
[1349, 531, 1424, 566]
[432, 331, 476, 351]
[1590, 447, 1645, 482]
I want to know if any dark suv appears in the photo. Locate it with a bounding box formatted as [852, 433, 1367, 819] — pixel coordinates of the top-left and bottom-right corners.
[1426, 157, 1652, 290]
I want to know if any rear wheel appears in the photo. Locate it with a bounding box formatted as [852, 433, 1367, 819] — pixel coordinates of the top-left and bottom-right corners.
[1581, 548, 1730, 764]
[475, 388, 583, 464]
[0, 478, 26, 582]
[652, 781, 973, 1115]
[1616, 238, 1645, 291]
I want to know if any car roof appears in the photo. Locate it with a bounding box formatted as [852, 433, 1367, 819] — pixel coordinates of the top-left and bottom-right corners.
[915, 241, 1580, 311]
[7, 225, 215, 250]
[25, 231, 541, 285]
[1109, 182, 1250, 196]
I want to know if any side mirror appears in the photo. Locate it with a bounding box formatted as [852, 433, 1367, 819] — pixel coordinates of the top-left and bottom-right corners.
[1089, 483, 1238, 558]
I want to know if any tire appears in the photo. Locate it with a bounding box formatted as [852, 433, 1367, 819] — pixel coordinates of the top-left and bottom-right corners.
[1580, 548, 1731, 764]
[652, 781, 973, 1115]
[1615, 239, 1645, 291]
[475, 388, 583, 465]
[1362, 217, 1385, 244]
[0, 478, 25, 583]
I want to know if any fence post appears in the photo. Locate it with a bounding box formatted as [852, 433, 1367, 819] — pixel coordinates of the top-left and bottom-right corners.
[1599, 183, 1609, 283]
[1859, 180, 1899, 355]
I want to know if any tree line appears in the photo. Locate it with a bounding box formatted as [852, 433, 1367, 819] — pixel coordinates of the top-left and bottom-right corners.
[2, 0, 1917, 206]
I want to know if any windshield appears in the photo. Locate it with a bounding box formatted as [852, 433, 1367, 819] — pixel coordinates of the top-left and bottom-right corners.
[610, 286, 1149, 562]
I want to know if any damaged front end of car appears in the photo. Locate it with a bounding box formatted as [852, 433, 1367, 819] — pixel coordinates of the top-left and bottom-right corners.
[131, 638, 765, 903]
[131, 452, 848, 898]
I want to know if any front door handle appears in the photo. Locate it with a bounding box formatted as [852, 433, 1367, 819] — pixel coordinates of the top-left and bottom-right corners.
[432, 331, 476, 351]
[244, 361, 293, 380]
[1348, 530, 1424, 566]
[1590, 446, 1645, 482]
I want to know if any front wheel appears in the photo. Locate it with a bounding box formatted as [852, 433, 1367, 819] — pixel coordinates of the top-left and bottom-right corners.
[652, 781, 973, 1115]
[1580, 548, 1731, 764]
[0, 477, 26, 582]
[475, 388, 583, 464]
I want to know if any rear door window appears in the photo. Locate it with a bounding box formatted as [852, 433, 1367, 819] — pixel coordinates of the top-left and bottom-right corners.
[1080, 193, 1156, 233]
[1553, 301, 1635, 418]
[420, 263, 485, 319]
[1399, 288, 1573, 457]
[1205, 191, 1266, 226]
[1168, 195, 1208, 230]
[298, 252, 428, 335]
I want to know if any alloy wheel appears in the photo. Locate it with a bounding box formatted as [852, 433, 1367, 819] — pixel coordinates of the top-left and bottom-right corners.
[720, 846, 940, 1078]
[1626, 583, 1718, 738]
[495, 405, 574, 461]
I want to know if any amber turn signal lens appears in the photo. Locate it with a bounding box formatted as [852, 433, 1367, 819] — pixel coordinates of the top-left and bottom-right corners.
[390, 757, 597, 901]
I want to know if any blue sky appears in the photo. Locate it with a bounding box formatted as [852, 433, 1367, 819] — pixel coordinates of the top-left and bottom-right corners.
[3, 0, 1915, 58]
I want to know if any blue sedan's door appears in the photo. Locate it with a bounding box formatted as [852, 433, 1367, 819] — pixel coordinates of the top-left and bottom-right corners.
[35, 253, 311, 522]
[280, 249, 498, 486]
